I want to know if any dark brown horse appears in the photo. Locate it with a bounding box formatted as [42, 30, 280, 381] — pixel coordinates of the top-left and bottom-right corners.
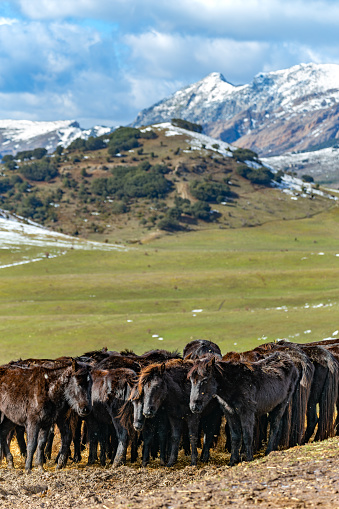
[120, 384, 170, 467]
[0, 360, 92, 471]
[298, 344, 339, 442]
[188, 353, 299, 465]
[138, 359, 221, 466]
[253, 342, 315, 448]
[85, 367, 137, 467]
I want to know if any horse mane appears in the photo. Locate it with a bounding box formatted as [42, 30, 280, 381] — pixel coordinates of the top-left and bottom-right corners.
[120, 349, 137, 357]
[183, 339, 222, 359]
[187, 354, 256, 379]
[138, 349, 182, 365]
[187, 355, 222, 378]
[137, 358, 188, 393]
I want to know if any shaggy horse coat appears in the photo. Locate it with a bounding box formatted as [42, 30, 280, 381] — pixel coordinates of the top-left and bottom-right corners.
[183, 340, 222, 360]
[0, 360, 92, 471]
[188, 353, 299, 466]
[138, 359, 221, 467]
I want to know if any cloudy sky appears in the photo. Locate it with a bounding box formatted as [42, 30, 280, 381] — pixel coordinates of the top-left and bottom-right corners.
[1, 0, 339, 127]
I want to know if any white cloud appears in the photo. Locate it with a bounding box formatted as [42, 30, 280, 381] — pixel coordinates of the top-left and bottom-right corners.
[0, 17, 18, 26]
[13, 0, 339, 44]
[2, 0, 339, 126]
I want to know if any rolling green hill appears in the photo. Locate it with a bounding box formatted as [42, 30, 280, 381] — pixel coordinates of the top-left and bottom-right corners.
[1, 121, 338, 362]
[0, 206, 338, 363]
[1, 121, 337, 244]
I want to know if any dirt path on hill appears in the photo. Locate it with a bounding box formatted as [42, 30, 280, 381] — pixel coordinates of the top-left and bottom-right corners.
[0, 437, 338, 509]
[176, 181, 192, 201]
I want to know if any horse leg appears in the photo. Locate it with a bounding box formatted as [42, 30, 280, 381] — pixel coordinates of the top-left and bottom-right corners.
[266, 400, 292, 455]
[158, 414, 169, 466]
[303, 400, 318, 444]
[25, 422, 40, 472]
[187, 416, 200, 466]
[99, 424, 109, 467]
[226, 414, 242, 466]
[44, 425, 55, 460]
[239, 412, 255, 462]
[111, 419, 128, 467]
[166, 417, 182, 467]
[130, 432, 138, 463]
[200, 411, 222, 462]
[0, 420, 15, 468]
[35, 428, 50, 470]
[73, 419, 83, 463]
[86, 417, 99, 465]
[224, 421, 232, 452]
[141, 425, 153, 467]
[15, 426, 27, 458]
[181, 421, 191, 456]
[55, 418, 72, 469]
[214, 395, 241, 466]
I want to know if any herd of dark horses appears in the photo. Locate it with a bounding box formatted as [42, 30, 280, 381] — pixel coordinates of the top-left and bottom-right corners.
[0, 337, 339, 472]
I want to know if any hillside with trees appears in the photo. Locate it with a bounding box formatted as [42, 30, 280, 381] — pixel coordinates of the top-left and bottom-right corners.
[0, 121, 336, 243]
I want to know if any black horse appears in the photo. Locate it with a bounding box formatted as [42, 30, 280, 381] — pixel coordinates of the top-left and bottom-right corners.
[188, 353, 299, 465]
[138, 359, 221, 466]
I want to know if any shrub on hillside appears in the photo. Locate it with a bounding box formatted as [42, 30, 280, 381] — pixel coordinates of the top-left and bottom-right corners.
[67, 137, 106, 152]
[20, 160, 59, 182]
[236, 164, 274, 186]
[91, 162, 173, 200]
[0, 178, 13, 194]
[15, 148, 47, 161]
[233, 148, 259, 163]
[302, 174, 314, 183]
[171, 118, 203, 133]
[189, 180, 232, 203]
[158, 216, 181, 231]
[107, 127, 142, 156]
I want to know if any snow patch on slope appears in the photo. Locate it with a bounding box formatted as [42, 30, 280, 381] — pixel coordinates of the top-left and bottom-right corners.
[146, 122, 234, 157]
[0, 209, 126, 251]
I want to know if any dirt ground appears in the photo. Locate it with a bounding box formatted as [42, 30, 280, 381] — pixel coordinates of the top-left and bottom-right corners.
[0, 436, 338, 509]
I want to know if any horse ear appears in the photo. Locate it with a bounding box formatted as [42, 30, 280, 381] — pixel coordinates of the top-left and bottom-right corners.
[160, 362, 166, 374]
[72, 359, 78, 372]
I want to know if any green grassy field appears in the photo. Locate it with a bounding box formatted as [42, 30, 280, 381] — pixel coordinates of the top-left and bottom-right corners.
[0, 207, 338, 363]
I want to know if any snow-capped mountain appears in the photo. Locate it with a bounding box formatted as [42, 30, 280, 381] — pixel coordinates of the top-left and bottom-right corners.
[132, 63, 339, 157]
[0, 119, 114, 156]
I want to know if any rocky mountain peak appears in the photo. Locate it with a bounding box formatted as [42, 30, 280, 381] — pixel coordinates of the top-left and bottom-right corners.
[132, 62, 339, 157]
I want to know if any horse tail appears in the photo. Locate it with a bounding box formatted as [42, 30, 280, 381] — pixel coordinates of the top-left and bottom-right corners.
[117, 400, 134, 432]
[278, 399, 292, 449]
[289, 360, 314, 447]
[315, 353, 339, 441]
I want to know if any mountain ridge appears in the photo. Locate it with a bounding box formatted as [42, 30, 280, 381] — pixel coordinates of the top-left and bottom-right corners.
[132, 63, 339, 158]
[0, 119, 114, 156]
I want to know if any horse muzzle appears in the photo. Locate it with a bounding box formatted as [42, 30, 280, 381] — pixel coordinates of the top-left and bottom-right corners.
[133, 421, 144, 431]
[190, 402, 203, 414]
[143, 410, 155, 419]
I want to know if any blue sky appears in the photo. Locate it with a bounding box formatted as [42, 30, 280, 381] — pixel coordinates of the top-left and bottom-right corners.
[1, 0, 339, 127]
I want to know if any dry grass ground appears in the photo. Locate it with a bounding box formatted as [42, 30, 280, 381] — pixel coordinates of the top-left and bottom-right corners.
[0, 430, 338, 508]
